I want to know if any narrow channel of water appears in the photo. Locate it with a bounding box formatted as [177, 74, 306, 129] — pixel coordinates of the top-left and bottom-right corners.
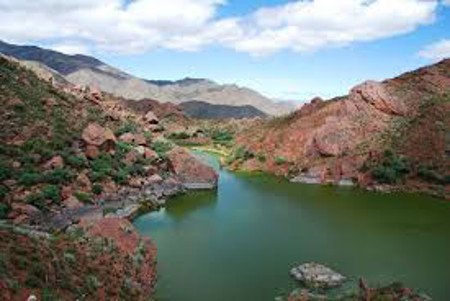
[134, 153, 450, 301]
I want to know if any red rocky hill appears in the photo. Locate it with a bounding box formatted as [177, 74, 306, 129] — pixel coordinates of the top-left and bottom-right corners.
[232, 59, 450, 198]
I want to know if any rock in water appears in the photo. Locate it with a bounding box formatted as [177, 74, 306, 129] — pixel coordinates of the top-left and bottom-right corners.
[290, 262, 346, 288]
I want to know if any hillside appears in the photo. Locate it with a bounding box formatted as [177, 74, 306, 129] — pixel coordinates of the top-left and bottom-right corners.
[0, 54, 218, 299]
[179, 100, 267, 119]
[229, 59, 450, 198]
[0, 40, 294, 116]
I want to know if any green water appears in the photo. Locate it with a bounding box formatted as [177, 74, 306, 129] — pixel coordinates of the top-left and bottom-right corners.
[134, 154, 450, 301]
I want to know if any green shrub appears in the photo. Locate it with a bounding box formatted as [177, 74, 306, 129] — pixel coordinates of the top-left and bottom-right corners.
[372, 166, 398, 184]
[234, 146, 254, 161]
[151, 140, 173, 156]
[85, 275, 100, 293]
[168, 131, 190, 140]
[41, 288, 60, 301]
[43, 168, 74, 185]
[0, 185, 9, 200]
[92, 184, 103, 195]
[21, 138, 53, 158]
[74, 191, 91, 204]
[115, 141, 133, 160]
[41, 185, 61, 203]
[371, 150, 410, 184]
[25, 262, 45, 288]
[257, 153, 266, 163]
[18, 171, 42, 186]
[66, 155, 87, 168]
[418, 166, 445, 184]
[90, 155, 114, 181]
[115, 120, 138, 136]
[212, 130, 233, 142]
[275, 156, 287, 165]
[113, 168, 129, 185]
[0, 202, 10, 219]
[143, 131, 152, 144]
[86, 107, 105, 123]
[0, 163, 11, 181]
[26, 193, 45, 209]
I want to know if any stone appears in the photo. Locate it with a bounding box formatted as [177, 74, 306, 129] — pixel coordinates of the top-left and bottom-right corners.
[290, 263, 346, 288]
[3, 179, 16, 187]
[81, 122, 116, 147]
[134, 146, 146, 155]
[27, 295, 37, 301]
[61, 185, 73, 200]
[128, 177, 143, 188]
[123, 151, 138, 166]
[10, 203, 40, 216]
[43, 155, 64, 169]
[85, 145, 100, 159]
[134, 133, 147, 145]
[119, 133, 147, 146]
[119, 132, 135, 144]
[143, 148, 158, 160]
[102, 180, 118, 194]
[147, 174, 163, 184]
[167, 147, 218, 189]
[144, 111, 159, 124]
[64, 195, 83, 210]
[76, 172, 92, 192]
[145, 165, 158, 176]
[11, 161, 21, 168]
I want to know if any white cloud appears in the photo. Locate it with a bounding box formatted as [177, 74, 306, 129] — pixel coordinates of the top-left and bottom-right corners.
[419, 39, 450, 60]
[50, 42, 92, 55]
[0, 0, 440, 56]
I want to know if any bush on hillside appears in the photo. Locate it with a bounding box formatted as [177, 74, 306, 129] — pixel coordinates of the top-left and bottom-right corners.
[212, 130, 233, 142]
[151, 140, 173, 156]
[371, 150, 410, 184]
[417, 166, 446, 185]
[167, 131, 191, 140]
[274, 156, 287, 165]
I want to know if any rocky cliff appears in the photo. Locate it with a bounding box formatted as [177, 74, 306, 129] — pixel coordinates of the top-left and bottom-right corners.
[232, 59, 450, 198]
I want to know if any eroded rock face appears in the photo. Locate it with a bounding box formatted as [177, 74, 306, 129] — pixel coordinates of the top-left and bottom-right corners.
[81, 122, 116, 147]
[167, 147, 218, 189]
[350, 80, 406, 116]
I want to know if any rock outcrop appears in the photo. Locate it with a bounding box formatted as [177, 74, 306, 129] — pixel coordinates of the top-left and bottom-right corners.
[290, 263, 346, 288]
[167, 147, 218, 189]
[82, 122, 116, 147]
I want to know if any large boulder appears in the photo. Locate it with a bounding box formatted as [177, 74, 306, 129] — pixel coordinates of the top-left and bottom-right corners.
[144, 111, 159, 124]
[167, 147, 218, 189]
[290, 263, 346, 288]
[81, 122, 116, 147]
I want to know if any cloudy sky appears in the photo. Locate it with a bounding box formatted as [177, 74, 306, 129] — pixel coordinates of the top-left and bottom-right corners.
[1, 0, 449, 101]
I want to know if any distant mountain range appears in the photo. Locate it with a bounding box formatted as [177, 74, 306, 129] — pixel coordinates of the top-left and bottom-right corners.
[0, 40, 295, 116]
[179, 101, 267, 119]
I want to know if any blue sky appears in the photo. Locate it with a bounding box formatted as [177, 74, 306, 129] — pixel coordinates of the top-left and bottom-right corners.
[1, 0, 450, 102]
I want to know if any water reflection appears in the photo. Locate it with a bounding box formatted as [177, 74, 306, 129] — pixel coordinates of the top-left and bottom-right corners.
[165, 190, 218, 220]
